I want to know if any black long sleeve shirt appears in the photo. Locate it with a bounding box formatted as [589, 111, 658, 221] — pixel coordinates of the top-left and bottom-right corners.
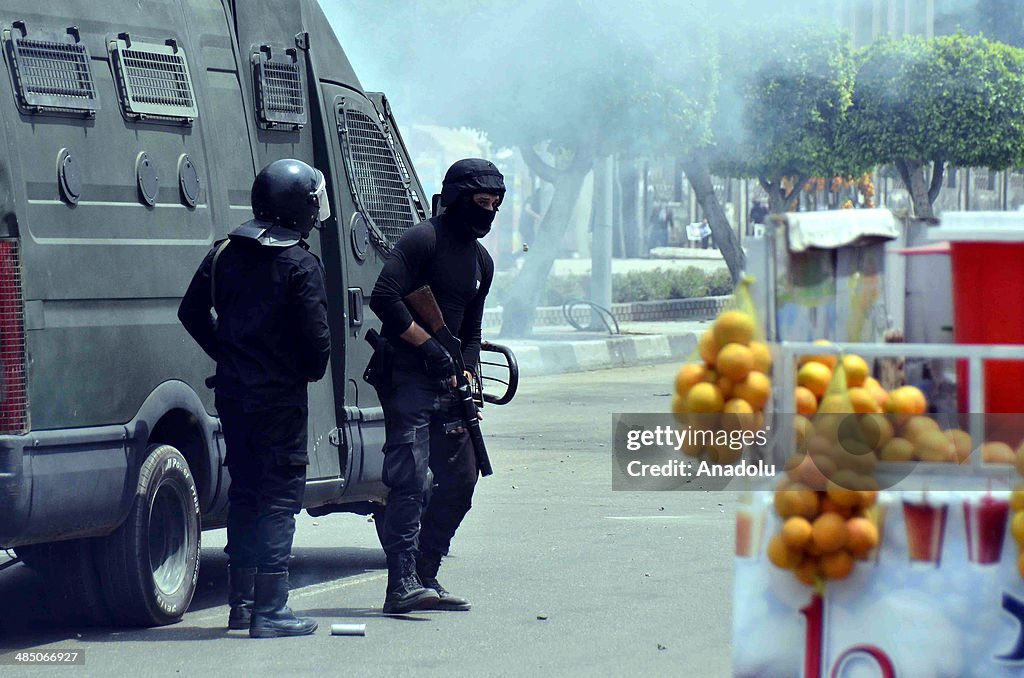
[369, 215, 493, 368]
[178, 237, 331, 407]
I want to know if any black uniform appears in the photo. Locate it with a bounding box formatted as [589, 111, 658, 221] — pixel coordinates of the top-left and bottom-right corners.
[370, 215, 493, 558]
[178, 233, 330, 572]
[368, 157, 503, 613]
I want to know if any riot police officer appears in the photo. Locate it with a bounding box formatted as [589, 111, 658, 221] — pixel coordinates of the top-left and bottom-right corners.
[369, 158, 504, 614]
[178, 159, 331, 638]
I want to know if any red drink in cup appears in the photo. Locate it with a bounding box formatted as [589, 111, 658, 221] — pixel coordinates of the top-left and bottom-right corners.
[736, 511, 753, 557]
[964, 494, 1009, 565]
[903, 500, 948, 565]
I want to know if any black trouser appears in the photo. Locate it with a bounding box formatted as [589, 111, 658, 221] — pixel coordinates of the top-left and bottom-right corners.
[379, 354, 478, 559]
[218, 395, 308, 574]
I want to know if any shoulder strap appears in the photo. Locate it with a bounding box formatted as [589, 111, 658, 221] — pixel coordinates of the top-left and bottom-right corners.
[210, 239, 231, 311]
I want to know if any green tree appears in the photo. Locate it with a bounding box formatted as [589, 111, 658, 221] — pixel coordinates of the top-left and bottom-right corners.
[705, 22, 860, 215]
[844, 33, 1024, 219]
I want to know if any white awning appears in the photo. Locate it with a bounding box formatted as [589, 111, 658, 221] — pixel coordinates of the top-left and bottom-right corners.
[782, 208, 901, 253]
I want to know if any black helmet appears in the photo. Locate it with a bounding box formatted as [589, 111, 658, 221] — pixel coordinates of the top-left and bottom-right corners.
[439, 158, 506, 207]
[250, 159, 330, 235]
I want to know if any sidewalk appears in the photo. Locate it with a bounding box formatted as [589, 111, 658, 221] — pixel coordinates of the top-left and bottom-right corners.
[487, 319, 709, 378]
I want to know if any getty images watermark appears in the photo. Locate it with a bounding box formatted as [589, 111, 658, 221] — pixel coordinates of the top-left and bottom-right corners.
[612, 414, 778, 491]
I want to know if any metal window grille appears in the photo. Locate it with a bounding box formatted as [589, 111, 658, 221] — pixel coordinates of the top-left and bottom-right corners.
[254, 53, 306, 129]
[110, 38, 198, 123]
[0, 240, 27, 434]
[5, 34, 98, 114]
[343, 108, 415, 247]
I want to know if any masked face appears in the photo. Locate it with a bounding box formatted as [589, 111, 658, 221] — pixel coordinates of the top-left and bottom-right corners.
[447, 193, 500, 239]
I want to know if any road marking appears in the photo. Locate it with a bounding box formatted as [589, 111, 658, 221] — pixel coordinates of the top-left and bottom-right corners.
[604, 515, 701, 521]
[191, 571, 387, 624]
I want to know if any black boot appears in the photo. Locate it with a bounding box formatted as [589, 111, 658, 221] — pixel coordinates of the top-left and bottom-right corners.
[228, 566, 257, 630]
[249, 572, 318, 638]
[417, 552, 471, 611]
[382, 552, 440, 614]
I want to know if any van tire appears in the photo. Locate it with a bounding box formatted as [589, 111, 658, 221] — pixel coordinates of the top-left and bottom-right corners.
[17, 539, 112, 626]
[97, 444, 201, 626]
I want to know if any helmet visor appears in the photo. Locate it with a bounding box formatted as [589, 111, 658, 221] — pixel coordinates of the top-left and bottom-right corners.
[314, 170, 331, 223]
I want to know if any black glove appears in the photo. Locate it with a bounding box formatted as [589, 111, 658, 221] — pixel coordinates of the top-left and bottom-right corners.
[419, 337, 456, 381]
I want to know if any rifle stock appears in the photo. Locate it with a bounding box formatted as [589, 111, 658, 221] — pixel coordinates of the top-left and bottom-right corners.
[404, 286, 445, 334]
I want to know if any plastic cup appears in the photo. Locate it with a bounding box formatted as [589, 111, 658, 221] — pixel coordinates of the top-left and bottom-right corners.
[735, 494, 765, 558]
[902, 499, 948, 566]
[963, 494, 1009, 565]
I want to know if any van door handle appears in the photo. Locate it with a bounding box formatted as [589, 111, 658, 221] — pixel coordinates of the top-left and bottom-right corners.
[348, 288, 363, 328]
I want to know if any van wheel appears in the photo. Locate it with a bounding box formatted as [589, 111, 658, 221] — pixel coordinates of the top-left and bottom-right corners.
[98, 444, 201, 626]
[16, 539, 112, 626]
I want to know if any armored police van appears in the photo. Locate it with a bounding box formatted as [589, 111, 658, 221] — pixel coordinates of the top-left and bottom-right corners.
[0, 0, 516, 627]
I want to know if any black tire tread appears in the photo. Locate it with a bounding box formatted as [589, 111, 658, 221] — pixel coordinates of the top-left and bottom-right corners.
[97, 444, 200, 627]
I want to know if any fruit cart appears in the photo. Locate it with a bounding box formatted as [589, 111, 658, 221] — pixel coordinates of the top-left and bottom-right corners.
[731, 213, 1024, 677]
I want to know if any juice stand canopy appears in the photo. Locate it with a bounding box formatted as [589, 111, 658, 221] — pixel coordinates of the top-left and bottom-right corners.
[782, 209, 901, 253]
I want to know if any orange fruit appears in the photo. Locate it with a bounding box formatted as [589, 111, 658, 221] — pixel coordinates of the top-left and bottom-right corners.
[983, 442, 1016, 465]
[685, 382, 724, 414]
[879, 437, 915, 463]
[782, 517, 814, 550]
[722, 398, 755, 432]
[713, 310, 756, 347]
[734, 371, 771, 411]
[847, 387, 880, 414]
[886, 386, 927, 418]
[863, 377, 889, 410]
[821, 549, 854, 580]
[945, 429, 973, 464]
[860, 413, 894, 451]
[901, 416, 940, 444]
[826, 482, 861, 510]
[811, 512, 849, 553]
[857, 490, 879, 510]
[1011, 485, 1024, 512]
[674, 363, 706, 395]
[799, 339, 838, 370]
[717, 375, 734, 400]
[750, 341, 772, 374]
[841, 355, 870, 388]
[915, 430, 956, 463]
[717, 343, 754, 382]
[846, 517, 880, 557]
[794, 557, 820, 586]
[787, 455, 829, 490]
[709, 443, 743, 465]
[794, 415, 813, 447]
[1016, 441, 1024, 477]
[798, 362, 832, 398]
[795, 387, 818, 416]
[819, 496, 853, 519]
[774, 484, 820, 519]
[698, 331, 719, 366]
[767, 534, 802, 570]
[1012, 511, 1024, 545]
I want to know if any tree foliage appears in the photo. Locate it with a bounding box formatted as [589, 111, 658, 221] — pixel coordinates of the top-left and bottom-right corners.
[844, 33, 1024, 218]
[705, 22, 861, 213]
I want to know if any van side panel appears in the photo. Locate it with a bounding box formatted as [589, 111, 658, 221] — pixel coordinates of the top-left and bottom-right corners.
[0, 1, 241, 430]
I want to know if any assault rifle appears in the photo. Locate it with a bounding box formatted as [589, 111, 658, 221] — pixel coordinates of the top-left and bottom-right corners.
[404, 285, 493, 477]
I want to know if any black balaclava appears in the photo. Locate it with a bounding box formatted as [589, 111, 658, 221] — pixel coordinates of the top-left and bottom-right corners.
[446, 196, 498, 239]
[439, 158, 506, 240]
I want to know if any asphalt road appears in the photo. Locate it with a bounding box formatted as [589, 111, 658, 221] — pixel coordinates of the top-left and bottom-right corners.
[0, 361, 734, 678]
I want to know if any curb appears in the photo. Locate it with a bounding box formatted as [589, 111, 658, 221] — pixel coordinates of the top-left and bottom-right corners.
[497, 331, 699, 378]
